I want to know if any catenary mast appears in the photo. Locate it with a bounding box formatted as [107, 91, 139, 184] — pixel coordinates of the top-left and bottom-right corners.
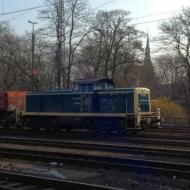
[55, 0, 65, 89]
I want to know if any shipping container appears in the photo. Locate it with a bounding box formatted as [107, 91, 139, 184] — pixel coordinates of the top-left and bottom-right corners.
[6, 91, 27, 111]
[0, 93, 8, 111]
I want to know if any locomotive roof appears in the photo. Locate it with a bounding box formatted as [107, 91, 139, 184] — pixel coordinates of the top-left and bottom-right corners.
[71, 78, 115, 92]
[27, 76, 149, 95]
[29, 89, 72, 94]
[27, 87, 150, 96]
[73, 78, 115, 85]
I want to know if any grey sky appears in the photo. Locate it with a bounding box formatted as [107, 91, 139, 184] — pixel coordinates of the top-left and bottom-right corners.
[0, 0, 190, 36]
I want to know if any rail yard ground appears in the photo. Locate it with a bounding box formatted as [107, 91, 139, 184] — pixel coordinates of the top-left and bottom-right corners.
[0, 158, 189, 190]
[0, 127, 190, 189]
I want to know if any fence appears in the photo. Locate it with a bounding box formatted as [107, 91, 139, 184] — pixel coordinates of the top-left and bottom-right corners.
[161, 118, 190, 127]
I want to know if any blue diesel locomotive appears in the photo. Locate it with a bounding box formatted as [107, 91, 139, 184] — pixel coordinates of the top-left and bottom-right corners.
[21, 78, 159, 132]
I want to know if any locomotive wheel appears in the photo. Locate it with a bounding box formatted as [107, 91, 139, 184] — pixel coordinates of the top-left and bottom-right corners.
[16, 124, 22, 130]
[66, 128, 73, 132]
[141, 122, 148, 132]
[117, 127, 126, 135]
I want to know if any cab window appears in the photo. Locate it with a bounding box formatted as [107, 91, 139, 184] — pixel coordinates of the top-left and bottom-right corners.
[138, 94, 149, 112]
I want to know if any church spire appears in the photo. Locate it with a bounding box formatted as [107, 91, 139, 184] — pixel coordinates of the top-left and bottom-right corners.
[142, 34, 155, 87]
[144, 33, 151, 65]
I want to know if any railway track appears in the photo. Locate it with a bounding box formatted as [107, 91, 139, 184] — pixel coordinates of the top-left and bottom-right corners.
[133, 133, 190, 141]
[1, 127, 190, 141]
[1, 128, 190, 144]
[148, 127, 190, 133]
[0, 136, 190, 160]
[0, 128, 190, 141]
[0, 145, 189, 179]
[0, 170, 118, 190]
[121, 137, 190, 147]
[1, 134, 190, 147]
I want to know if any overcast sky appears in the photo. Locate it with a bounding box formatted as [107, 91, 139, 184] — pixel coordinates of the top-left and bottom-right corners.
[0, 0, 190, 38]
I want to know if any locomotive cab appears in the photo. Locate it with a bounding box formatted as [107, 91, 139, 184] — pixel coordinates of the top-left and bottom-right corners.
[72, 78, 115, 92]
[134, 88, 151, 114]
[134, 88, 157, 128]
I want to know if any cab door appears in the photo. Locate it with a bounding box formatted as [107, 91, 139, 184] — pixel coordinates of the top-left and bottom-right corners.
[81, 94, 91, 112]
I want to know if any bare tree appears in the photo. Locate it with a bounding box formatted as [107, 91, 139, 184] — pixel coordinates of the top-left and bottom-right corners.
[79, 10, 143, 82]
[160, 7, 190, 109]
[0, 21, 54, 91]
[0, 23, 22, 90]
[18, 31, 55, 91]
[155, 54, 186, 99]
[39, 0, 91, 88]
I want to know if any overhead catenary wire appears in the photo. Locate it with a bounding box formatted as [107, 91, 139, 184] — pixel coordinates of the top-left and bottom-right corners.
[93, 0, 115, 10]
[0, 4, 53, 16]
[134, 9, 179, 20]
[0, 0, 116, 23]
[134, 17, 179, 25]
[0, 0, 186, 40]
[0, 0, 116, 17]
[3, 12, 28, 22]
[0, 0, 184, 26]
[0, 0, 180, 21]
[0, 0, 174, 20]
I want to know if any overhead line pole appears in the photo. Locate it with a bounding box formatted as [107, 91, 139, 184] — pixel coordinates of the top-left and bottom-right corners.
[62, 0, 65, 88]
[56, 0, 64, 89]
[60, 0, 65, 89]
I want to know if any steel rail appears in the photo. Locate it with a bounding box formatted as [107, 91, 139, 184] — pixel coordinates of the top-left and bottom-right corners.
[1, 134, 190, 147]
[148, 127, 190, 132]
[0, 146, 189, 179]
[0, 170, 120, 190]
[1, 127, 190, 141]
[134, 134, 190, 141]
[124, 137, 190, 147]
[0, 136, 189, 159]
[1, 128, 190, 146]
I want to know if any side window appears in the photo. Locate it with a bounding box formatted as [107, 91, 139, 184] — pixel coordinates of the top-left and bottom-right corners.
[100, 82, 110, 90]
[78, 84, 94, 92]
[87, 84, 94, 92]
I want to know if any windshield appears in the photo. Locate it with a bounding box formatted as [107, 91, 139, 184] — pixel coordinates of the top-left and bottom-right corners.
[138, 94, 149, 112]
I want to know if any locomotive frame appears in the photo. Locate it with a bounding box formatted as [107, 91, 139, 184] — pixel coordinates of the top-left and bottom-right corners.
[0, 79, 160, 133]
[19, 79, 160, 133]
